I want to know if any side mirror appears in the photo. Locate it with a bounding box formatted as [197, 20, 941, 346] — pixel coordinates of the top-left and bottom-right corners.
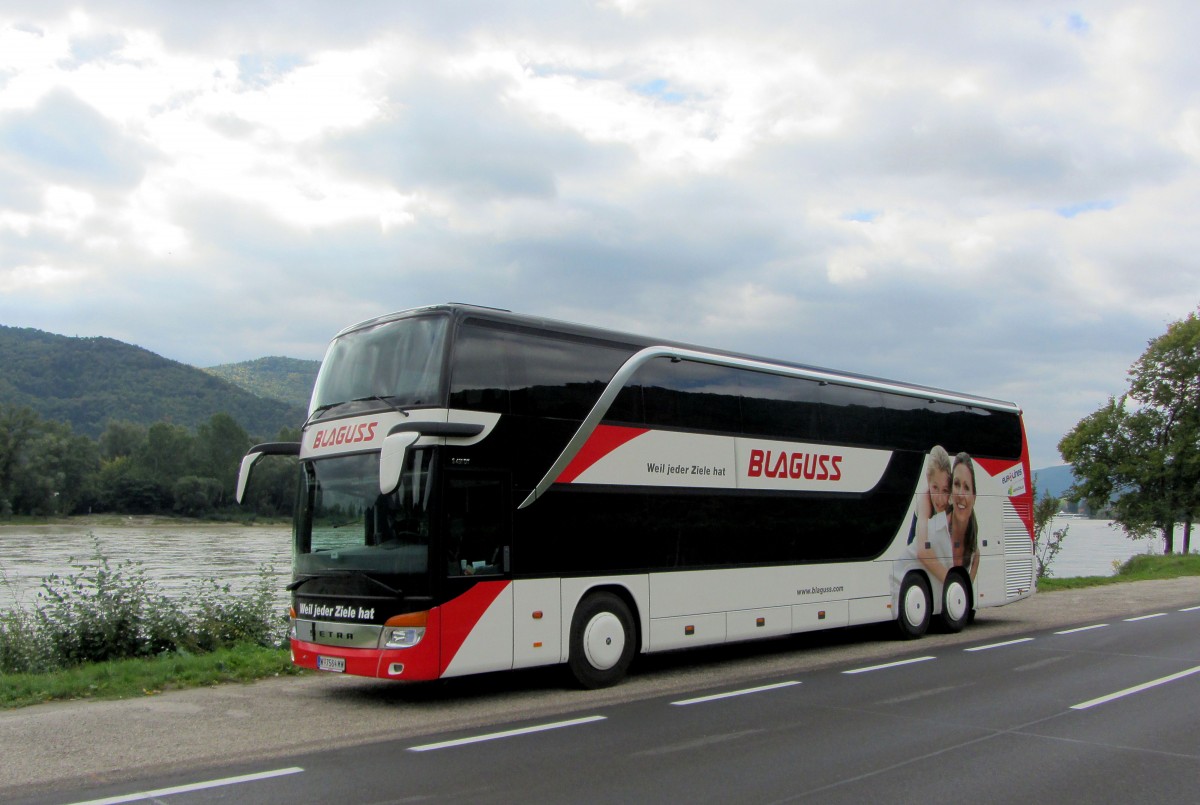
[236, 442, 301, 503]
[379, 431, 420, 495]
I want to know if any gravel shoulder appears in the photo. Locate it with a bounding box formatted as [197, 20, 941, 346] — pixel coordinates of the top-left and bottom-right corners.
[2, 577, 1198, 798]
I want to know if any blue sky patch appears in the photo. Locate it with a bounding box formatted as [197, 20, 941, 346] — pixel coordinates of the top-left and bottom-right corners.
[1056, 200, 1114, 218]
[633, 78, 685, 104]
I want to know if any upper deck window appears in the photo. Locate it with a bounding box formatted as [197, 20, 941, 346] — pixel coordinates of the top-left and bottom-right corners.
[449, 320, 634, 420]
[311, 315, 448, 412]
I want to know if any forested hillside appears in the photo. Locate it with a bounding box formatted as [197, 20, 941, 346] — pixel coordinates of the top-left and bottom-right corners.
[0, 325, 305, 439]
[204, 356, 320, 409]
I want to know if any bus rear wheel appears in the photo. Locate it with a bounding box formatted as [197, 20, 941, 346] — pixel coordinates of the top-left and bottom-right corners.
[940, 571, 971, 633]
[897, 574, 931, 639]
[569, 592, 635, 689]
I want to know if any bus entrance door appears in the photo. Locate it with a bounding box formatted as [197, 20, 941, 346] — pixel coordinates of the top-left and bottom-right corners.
[440, 471, 514, 677]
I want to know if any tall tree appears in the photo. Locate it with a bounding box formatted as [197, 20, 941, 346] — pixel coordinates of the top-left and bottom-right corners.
[99, 421, 147, 461]
[192, 413, 251, 504]
[1059, 308, 1200, 554]
[1128, 309, 1200, 553]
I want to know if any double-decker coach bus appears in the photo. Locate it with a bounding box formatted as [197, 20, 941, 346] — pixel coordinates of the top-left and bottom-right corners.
[237, 304, 1034, 688]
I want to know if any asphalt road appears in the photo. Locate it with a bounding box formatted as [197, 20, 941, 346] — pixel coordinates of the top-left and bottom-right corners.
[2, 577, 1198, 804]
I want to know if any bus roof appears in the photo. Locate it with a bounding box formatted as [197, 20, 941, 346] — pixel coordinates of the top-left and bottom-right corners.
[335, 304, 1021, 415]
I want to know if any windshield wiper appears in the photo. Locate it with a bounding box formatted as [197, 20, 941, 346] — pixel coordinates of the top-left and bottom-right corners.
[351, 395, 410, 417]
[286, 570, 402, 597]
[286, 574, 320, 591]
[303, 402, 342, 429]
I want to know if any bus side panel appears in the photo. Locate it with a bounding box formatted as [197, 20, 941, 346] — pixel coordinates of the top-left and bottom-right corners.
[513, 578, 562, 669]
[440, 581, 514, 678]
[648, 563, 892, 621]
[650, 612, 727, 651]
[972, 450, 1034, 608]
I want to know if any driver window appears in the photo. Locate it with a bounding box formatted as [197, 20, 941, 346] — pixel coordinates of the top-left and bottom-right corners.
[446, 474, 509, 577]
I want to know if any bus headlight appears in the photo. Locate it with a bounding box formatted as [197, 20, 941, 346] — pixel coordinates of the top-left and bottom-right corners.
[382, 611, 428, 649]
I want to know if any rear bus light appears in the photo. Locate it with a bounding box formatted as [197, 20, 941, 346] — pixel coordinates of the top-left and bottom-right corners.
[382, 611, 428, 649]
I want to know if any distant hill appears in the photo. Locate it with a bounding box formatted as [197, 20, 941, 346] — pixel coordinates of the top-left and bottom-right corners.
[0, 325, 305, 440]
[204, 356, 320, 409]
[1033, 465, 1076, 500]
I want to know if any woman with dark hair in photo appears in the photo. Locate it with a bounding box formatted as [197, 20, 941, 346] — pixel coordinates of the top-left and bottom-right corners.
[952, 451, 980, 581]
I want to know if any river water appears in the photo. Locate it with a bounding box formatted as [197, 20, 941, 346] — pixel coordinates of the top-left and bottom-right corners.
[0, 519, 291, 612]
[1043, 515, 1170, 578]
[0, 516, 1182, 611]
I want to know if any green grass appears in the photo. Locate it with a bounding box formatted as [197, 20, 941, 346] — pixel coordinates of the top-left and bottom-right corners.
[1038, 553, 1200, 591]
[0, 643, 306, 709]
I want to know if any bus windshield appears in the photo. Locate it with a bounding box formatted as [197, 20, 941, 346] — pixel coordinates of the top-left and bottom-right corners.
[295, 451, 434, 578]
[311, 315, 448, 412]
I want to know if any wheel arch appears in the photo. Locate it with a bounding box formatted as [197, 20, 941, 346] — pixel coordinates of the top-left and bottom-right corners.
[560, 577, 648, 662]
[895, 567, 934, 616]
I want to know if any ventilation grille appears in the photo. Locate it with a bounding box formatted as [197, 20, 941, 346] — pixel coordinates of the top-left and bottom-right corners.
[1003, 498, 1034, 600]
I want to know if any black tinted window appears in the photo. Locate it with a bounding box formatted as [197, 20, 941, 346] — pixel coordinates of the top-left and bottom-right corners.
[739, 371, 822, 440]
[631, 358, 742, 432]
[449, 321, 634, 420]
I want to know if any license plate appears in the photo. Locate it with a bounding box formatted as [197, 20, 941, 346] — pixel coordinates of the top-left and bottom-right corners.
[317, 655, 346, 673]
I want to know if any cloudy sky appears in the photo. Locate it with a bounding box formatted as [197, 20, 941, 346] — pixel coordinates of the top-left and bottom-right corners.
[2, 2, 1198, 469]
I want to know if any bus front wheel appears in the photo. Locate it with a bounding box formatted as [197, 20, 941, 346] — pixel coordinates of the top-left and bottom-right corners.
[897, 574, 931, 639]
[569, 592, 635, 689]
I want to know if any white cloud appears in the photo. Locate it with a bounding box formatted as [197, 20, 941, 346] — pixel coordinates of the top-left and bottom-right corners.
[1, 2, 1199, 469]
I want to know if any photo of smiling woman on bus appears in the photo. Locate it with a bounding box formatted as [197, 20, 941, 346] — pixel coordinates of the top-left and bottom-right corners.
[949, 451, 980, 582]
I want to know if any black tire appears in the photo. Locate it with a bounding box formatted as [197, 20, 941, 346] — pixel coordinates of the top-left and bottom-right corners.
[940, 570, 971, 633]
[896, 573, 931, 639]
[568, 591, 636, 689]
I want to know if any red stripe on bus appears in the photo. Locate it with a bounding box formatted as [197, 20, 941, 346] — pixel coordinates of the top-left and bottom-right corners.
[974, 455, 1035, 539]
[555, 424, 649, 484]
[972, 456, 1016, 478]
[439, 581, 511, 674]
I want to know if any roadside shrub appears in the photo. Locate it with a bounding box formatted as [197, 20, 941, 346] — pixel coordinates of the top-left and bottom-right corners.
[185, 567, 284, 652]
[0, 601, 54, 675]
[36, 546, 163, 664]
[0, 563, 53, 674]
[0, 535, 286, 674]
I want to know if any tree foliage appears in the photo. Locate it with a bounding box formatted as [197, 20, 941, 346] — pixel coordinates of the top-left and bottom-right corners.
[1059, 308, 1200, 553]
[0, 405, 296, 518]
[0, 324, 308, 518]
[203, 356, 320, 409]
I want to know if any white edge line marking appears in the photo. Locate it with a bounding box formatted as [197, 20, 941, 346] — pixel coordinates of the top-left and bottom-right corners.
[964, 637, 1035, 652]
[409, 715, 606, 751]
[671, 680, 801, 706]
[1071, 665, 1200, 710]
[1124, 612, 1166, 622]
[843, 656, 936, 675]
[67, 767, 304, 805]
[1180, 605, 1200, 612]
[1055, 623, 1109, 635]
